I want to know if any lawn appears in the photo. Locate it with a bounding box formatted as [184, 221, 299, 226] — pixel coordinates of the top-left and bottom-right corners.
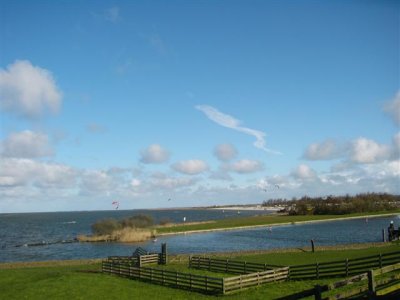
[1, 243, 399, 300]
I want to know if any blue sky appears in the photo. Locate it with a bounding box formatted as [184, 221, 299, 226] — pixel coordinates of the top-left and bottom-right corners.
[0, 0, 399, 213]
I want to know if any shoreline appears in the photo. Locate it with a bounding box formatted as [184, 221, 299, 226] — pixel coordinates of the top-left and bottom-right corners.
[156, 212, 399, 237]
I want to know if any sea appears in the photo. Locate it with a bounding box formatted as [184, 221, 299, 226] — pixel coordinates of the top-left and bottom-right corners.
[0, 209, 398, 263]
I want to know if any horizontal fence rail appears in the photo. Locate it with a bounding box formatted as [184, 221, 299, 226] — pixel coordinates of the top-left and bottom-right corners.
[278, 261, 400, 300]
[289, 250, 400, 280]
[189, 256, 282, 274]
[223, 267, 289, 293]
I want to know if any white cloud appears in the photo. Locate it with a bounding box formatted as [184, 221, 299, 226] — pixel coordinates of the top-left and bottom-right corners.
[230, 159, 264, 174]
[130, 178, 141, 187]
[86, 123, 107, 134]
[80, 170, 114, 194]
[303, 139, 343, 160]
[0, 158, 76, 188]
[350, 137, 391, 163]
[1, 130, 54, 158]
[104, 6, 120, 23]
[214, 143, 237, 161]
[171, 159, 208, 175]
[196, 105, 281, 154]
[152, 177, 196, 189]
[291, 164, 317, 180]
[140, 144, 170, 164]
[0, 60, 62, 118]
[383, 91, 400, 125]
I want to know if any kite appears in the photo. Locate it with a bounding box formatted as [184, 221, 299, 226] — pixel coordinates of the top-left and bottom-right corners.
[112, 201, 119, 210]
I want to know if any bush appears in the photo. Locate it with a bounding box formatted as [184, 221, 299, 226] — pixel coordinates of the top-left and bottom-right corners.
[91, 219, 121, 235]
[159, 217, 172, 226]
[120, 214, 154, 228]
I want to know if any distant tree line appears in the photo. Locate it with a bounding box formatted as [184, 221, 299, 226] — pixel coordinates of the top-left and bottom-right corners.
[262, 193, 400, 215]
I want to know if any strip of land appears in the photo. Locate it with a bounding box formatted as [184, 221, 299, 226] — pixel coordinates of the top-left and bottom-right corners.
[155, 211, 400, 236]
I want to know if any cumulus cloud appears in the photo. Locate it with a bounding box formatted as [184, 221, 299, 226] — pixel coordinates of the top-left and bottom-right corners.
[0, 60, 62, 118]
[151, 176, 196, 189]
[196, 105, 281, 154]
[291, 164, 317, 180]
[80, 170, 115, 194]
[383, 91, 400, 125]
[303, 139, 344, 160]
[230, 159, 264, 174]
[1, 130, 54, 158]
[140, 144, 170, 164]
[0, 158, 76, 188]
[171, 159, 208, 175]
[350, 137, 391, 163]
[214, 143, 237, 161]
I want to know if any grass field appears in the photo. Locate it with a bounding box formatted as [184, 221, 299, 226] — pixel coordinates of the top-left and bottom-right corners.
[1, 243, 399, 300]
[155, 211, 400, 235]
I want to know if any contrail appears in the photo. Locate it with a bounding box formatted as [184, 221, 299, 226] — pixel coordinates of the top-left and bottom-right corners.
[196, 105, 281, 155]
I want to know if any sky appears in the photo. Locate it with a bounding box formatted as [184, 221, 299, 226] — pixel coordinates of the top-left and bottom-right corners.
[0, 0, 399, 213]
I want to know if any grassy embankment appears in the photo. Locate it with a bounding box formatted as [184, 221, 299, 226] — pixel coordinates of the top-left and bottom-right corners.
[155, 210, 400, 235]
[1, 243, 399, 300]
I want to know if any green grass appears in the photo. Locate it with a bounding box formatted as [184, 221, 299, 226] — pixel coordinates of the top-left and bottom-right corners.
[2, 243, 399, 300]
[155, 211, 400, 235]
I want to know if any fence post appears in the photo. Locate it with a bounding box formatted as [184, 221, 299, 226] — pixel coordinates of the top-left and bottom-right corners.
[226, 259, 229, 273]
[222, 278, 226, 294]
[161, 243, 167, 265]
[367, 270, 376, 299]
[311, 239, 315, 253]
[345, 259, 349, 277]
[379, 254, 383, 268]
[314, 285, 322, 300]
[316, 263, 320, 279]
[244, 261, 247, 273]
[382, 229, 386, 242]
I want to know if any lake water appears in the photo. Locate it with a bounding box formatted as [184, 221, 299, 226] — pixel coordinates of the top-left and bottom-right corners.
[0, 209, 398, 263]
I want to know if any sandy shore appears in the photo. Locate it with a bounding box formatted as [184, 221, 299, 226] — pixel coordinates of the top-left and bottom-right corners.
[157, 212, 399, 237]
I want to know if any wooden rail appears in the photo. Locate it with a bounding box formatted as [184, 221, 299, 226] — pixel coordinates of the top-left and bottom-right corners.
[223, 267, 289, 293]
[278, 261, 400, 300]
[289, 250, 400, 280]
[103, 257, 288, 295]
[139, 254, 160, 266]
[189, 256, 282, 274]
[102, 260, 223, 294]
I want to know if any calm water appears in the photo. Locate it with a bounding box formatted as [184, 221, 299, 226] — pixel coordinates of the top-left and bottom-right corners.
[0, 209, 398, 263]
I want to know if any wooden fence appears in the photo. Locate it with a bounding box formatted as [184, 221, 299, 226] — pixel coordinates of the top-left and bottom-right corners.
[278, 262, 400, 300]
[289, 250, 400, 280]
[107, 254, 160, 267]
[102, 259, 223, 294]
[139, 254, 160, 266]
[223, 267, 289, 294]
[103, 257, 289, 295]
[189, 256, 283, 274]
